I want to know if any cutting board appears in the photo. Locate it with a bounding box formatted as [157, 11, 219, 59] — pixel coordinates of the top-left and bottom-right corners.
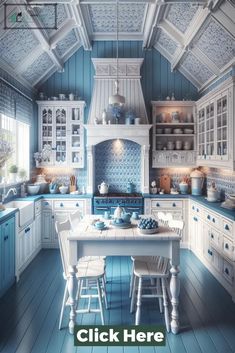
[160, 175, 171, 194]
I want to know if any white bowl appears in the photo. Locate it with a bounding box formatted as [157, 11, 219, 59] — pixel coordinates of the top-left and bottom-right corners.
[59, 186, 68, 194]
[137, 227, 159, 235]
[27, 184, 40, 195]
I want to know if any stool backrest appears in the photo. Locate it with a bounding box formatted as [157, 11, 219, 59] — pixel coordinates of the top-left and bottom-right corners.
[69, 210, 82, 230]
[55, 220, 71, 278]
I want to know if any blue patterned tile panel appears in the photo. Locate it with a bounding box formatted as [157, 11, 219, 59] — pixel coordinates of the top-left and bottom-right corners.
[166, 3, 199, 33]
[56, 30, 79, 57]
[95, 139, 141, 193]
[22, 52, 54, 84]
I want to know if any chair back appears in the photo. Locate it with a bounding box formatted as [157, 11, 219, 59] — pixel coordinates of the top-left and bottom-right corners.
[55, 220, 71, 278]
[69, 210, 82, 230]
[148, 256, 169, 274]
[168, 219, 184, 237]
[157, 212, 166, 226]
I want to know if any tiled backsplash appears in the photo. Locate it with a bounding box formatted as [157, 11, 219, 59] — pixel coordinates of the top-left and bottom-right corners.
[150, 167, 192, 188]
[203, 167, 235, 200]
[95, 139, 141, 193]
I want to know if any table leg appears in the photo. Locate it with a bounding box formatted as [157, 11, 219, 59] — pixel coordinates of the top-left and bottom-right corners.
[170, 265, 180, 334]
[67, 267, 77, 334]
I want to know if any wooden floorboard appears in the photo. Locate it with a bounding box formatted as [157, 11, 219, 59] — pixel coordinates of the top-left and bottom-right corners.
[1, 249, 235, 353]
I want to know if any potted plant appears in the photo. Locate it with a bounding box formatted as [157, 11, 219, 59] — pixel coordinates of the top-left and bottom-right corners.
[19, 168, 27, 181]
[9, 164, 18, 183]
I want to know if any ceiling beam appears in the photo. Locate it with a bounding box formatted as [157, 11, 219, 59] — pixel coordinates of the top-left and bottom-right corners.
[69, 3, 92, 50]
[15, 0, 64, 71]
[49, 18, 76, 49]
[191, 47, 220, 75]
[142, 2, 166, 49]
[212, 9, 235, 38]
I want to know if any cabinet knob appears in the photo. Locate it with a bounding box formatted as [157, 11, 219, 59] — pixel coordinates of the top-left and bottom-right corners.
[5, 223, 8, 227]
[212, 218, 215, 223]
[45, 202, 49, 206]
[52, 215, 54, 219]
[211, 234, 214, 239]
[60, 203, 64, 207]
[207, 215, 211, 220]
[172, 203, 176, 207]
[208, 249, 212, 256]
[4, 236, 8, 241]
[156, 203, 160, 207]
[76, 203, 79, 207]
[225, 224, 230, 231]
[225, 268, 229, 275]
[196, 208, 199, 212]
[225, 243, 229, 250]
[192, 206, 195, 210]
[193, 216, 198, 222]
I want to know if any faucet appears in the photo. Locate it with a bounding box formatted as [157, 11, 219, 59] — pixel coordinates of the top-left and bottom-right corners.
[1, 187, 17, 203]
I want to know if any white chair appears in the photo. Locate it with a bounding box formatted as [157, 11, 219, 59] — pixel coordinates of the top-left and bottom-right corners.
[130, 256, 170, 331]
[55, 220, 107, 329]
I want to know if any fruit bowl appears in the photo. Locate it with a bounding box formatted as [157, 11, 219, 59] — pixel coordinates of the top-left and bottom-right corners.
[137, 228, 159, 235]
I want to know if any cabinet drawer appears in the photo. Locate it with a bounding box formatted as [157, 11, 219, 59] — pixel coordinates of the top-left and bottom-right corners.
[53, 200, 84, 210]
[151, 200, 183, 209]
[42, 200, 52, 209]
[210, 228, 220, 248]
[222, 218, 233, 239]
[223, 236, 234, 261]
[204, 210, 220, 228]
[222, 259, 234, 285]
[190, 202, 202, 214]
[35, 201, 41, 215]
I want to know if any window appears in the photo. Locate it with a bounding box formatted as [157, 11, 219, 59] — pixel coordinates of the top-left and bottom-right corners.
[0, 113, 30, 184]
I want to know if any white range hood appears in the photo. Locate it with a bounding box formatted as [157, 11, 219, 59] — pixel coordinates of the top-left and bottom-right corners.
[85, 58, 151, 195]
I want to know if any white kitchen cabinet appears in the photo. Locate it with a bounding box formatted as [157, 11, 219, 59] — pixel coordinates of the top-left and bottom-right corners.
[196, 77, 235, 170]
[41, 198, 91, 248]
[37, 100, 86, 168]
[151, 101, 196, 168]
[188, 199, 235, 301]
[144, 198, 188, 248]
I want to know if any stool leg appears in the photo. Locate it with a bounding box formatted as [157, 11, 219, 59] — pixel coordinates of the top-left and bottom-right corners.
[157, 278, 163, 313]
[135, 277, 142, 325]
[162, 278, 170, 332]
[59, 282, 68, 330]
[129, 262, 134, 298]
[101, 276, 108, 309]
[97, 279, 105, 325]
[130, 274, 137, 313]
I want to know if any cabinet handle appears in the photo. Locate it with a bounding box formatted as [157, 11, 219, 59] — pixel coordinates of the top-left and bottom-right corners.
[212, 218, 215, 223]
[156, 203, 160, 207]
[225, 268, 229, 275]
[60, 203, 64, 207]
[4, 236, 8, 241]
[225, 243, 229, 250]
[196, 208, 199, 212]
[211, 234, 214, 239]
[52, 215, 54, 219]
[76, 203, 79, 207]
[208, 249, 212, 256]
[45, 202, 49, 206]
[225, 224, 230, 231]
[192, 206, 195, 210]
[207, 215, 211, 220]
[193, 216, 198, 222]
[172, 203, 176, 207]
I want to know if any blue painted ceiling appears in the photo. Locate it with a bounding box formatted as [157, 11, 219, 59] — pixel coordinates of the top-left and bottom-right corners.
[0, 0, 234, 91]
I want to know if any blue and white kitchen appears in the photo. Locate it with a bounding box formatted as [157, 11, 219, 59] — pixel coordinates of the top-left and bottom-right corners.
[0, 1, 235, 352]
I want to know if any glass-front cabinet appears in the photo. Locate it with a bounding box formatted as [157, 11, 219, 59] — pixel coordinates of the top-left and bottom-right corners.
[196, 78, 234, 170]
[37, 101, 85, 168]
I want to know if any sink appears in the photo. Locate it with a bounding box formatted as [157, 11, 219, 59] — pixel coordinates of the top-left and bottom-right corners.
[5, 200, 34, 228]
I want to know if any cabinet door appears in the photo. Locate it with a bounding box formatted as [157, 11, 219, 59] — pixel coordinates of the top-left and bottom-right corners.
[205, 102, 215, 159]
[216, 93, 228, 161]
[42, 211, 53, 243]
[197, 107, 205, 159]
[24, 225, 33, 262]
[54, 107, 68, 166]
[69, 106, 84, 168]
[34, 214, 41, 249]
[18, 228, 25, 270]
[0, 217, 15, 293]
[189, 213, 203, 255]
[39, 106, 53, 165]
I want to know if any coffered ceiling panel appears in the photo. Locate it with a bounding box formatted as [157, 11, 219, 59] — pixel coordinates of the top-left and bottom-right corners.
[22, 51, 54, 84]
[193, 18, 235, 69]
[165, 3, 199, 33]
[180, 51, 214, 86]
[155, 29, 179, 56]
[56, 29, 79, 57]
[0, 24, 39, 68]
[35, 4, 68, 36]
[87, 3, 147, 33]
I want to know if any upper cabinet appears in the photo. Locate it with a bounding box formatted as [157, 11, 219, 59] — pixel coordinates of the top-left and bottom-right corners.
[151, 101, 196, 168]
[37, 101, 86, 168]
[196, 78, 235, 170]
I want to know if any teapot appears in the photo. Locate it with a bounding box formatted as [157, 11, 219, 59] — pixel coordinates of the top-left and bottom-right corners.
[114, 205, 124, 219]
[98, 181, 109, 195]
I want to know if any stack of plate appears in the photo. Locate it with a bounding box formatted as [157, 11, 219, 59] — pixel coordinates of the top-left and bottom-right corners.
[221, 195, 235, 209]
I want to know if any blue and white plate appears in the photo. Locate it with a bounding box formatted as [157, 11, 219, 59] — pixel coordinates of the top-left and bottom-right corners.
[111, 221, 132, 229]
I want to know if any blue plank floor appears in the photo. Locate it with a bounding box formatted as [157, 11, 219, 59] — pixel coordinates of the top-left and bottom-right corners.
[0, 249, 235, 353]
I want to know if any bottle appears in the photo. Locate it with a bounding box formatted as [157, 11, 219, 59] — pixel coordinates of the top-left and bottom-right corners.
[171, 92, 175, 101]
[20, 183, 27, 197]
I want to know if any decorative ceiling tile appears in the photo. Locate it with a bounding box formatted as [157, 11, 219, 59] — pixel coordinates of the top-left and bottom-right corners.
[22, 51, 54, 84]
[194, 19, 235, 69]
[0, 26, 39, 68]
[180, 52, 213, 84]
[88, 3, 146, 33]
[156, 29, 178, 55]
[166, 4, 199, 33]
[35, 4, 67, 36]
[56, 29, 78, 57]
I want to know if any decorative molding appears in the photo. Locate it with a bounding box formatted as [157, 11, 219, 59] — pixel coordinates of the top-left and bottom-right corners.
[92, 58, 143, 78]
